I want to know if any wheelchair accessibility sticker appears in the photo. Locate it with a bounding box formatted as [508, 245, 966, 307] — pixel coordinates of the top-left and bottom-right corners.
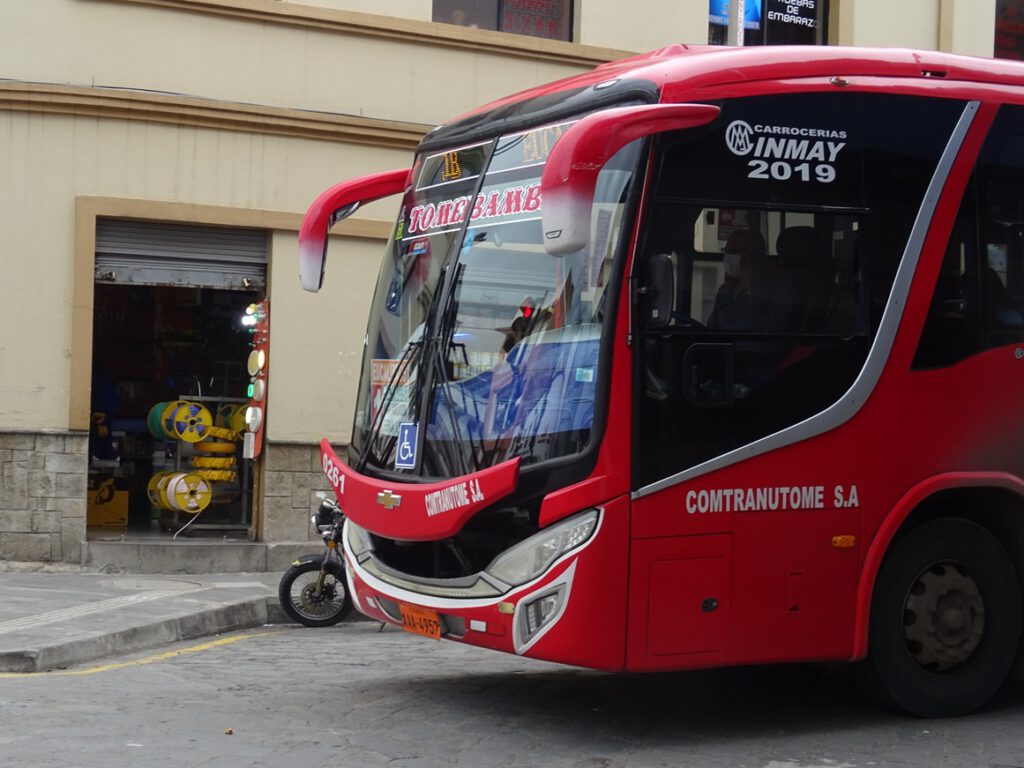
[395, 422, 418, 469]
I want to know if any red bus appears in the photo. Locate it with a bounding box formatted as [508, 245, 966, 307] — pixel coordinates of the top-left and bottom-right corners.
[298, 45, 1024, 717]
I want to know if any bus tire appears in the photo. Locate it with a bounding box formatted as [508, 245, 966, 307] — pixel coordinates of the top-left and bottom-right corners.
[862, 517, 1021, 717]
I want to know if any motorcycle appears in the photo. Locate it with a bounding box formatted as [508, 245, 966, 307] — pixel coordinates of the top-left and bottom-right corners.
[278, 493, 353, 626]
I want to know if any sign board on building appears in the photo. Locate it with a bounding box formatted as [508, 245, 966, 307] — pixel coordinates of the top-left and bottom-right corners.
[764, 0, 824, 44]
[709, 0, 762, 29]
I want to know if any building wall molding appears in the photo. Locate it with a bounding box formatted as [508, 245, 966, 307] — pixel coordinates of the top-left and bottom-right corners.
[77, 196, 392, 237]
[0, 81, 431, 150]
[99, 0, 630, 67]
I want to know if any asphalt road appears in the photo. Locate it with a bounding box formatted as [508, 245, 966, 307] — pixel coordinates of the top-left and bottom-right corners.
[1, 622, 1023, 768]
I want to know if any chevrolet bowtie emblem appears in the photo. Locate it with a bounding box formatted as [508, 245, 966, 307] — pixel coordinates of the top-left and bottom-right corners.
[376, 489, 402, 511]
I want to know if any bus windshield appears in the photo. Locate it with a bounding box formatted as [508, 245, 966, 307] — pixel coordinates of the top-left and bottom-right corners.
[352, 122, 642, 476]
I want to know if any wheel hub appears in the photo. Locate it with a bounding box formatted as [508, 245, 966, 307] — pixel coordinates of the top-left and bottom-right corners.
[902, 562, 985, 672]
[300, 582, 336, 608]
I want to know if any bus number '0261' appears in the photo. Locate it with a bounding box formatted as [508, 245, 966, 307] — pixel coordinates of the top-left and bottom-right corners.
[749, 161, 836, 183]
[322, 454, 345, 494]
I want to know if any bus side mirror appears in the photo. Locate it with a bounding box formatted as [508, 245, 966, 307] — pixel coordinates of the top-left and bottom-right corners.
[540, 103, 720, 256]
[639, 252, 675, 329]
[298, 168, 410, 292]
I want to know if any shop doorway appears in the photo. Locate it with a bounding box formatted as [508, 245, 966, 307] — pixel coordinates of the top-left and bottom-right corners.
[88, 220, 267, 539]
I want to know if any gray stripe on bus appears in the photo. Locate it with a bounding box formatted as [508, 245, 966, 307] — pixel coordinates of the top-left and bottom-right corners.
[633, 99, 981, 501]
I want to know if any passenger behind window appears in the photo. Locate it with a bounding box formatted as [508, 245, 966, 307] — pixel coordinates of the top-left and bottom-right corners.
[981, 244, 1023, 329]
[824, 241, 862, 336]
[914, 224, 979, 368]
[773, 225, 863, 336]
[707, 229, 769, 331]
[773, 226, 819, 332]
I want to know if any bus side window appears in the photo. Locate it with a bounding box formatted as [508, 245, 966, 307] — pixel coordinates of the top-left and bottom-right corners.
[913, 180, 982, 369]
[634, 92, 965, 487]
[977, 108, 1024, 347]
[914, 104, 1024, 369]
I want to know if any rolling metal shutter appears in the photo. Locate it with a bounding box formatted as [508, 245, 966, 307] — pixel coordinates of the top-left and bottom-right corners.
[95, 220, 268, 290]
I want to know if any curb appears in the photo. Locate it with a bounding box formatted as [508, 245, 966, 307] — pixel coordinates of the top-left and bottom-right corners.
[0, 596, 271, 674]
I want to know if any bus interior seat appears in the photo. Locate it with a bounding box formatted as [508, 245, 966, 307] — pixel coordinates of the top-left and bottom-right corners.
[825, 231, 863, 336]
[774, 226, 820, 331]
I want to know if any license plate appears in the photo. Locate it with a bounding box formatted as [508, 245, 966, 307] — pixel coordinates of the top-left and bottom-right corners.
[399, 603, 442, 639]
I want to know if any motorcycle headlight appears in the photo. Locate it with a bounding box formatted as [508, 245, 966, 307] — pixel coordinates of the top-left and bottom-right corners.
[485, 509, 598, 587]
[313, 493, 342, 528]
[314, 506, 335, 533]
[345, 519, 374, 558]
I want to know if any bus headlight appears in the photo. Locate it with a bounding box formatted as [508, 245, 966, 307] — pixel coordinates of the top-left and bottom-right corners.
[345, 520, 374, 558]
[485, 509, 598, 587]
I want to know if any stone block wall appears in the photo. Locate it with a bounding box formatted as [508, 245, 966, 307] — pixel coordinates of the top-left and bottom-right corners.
[0, 431, 88, 563]
[261, 442, 345, 543]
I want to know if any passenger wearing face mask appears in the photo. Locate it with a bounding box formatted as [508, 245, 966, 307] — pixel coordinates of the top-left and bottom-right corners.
[707, 229, 768, 331]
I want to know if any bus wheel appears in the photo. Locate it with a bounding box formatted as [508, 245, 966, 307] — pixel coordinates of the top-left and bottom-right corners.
[863, 517, 1021, 717]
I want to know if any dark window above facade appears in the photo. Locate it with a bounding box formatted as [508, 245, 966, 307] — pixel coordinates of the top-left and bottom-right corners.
[997, 0, 1024, 60]
[433, 0, 573, 42]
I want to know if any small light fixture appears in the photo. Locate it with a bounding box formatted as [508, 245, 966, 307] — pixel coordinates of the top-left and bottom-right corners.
[246, 350, 266, 376]
[244, 406, 263, 432]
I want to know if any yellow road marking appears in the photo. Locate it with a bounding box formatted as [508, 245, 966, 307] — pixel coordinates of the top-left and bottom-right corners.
[0, 631, 276, 679]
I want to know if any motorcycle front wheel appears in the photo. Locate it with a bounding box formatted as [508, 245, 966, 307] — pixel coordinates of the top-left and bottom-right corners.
[278, 558, 352, 627]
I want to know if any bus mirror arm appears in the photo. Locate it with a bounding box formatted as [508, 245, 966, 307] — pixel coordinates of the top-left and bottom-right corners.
[540, 103, 720, 256]
[298, 167, 411, 292]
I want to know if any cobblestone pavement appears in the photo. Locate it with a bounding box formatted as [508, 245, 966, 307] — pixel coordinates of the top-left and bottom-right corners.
[2, 623, 1023, 768]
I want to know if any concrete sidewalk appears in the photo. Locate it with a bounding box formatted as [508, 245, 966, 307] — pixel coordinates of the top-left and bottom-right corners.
[0, 569, 290, 673]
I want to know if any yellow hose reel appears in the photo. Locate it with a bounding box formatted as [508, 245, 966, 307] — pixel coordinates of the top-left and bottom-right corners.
[147, 471, 215, 514]
[149, 401, 240, 444]
[193, 469, 237, 483]
[166, 472, 213, 514]
[168, 402, 215, 443]
[190, 456, 236, 469]
[147, 471, 172, 507]
[215, 403, 235, 428]
[215, 403, 248, 434]
[147, 400, 244, 517]
[147, 400, 190, 441]
[192, 439, 238, 454]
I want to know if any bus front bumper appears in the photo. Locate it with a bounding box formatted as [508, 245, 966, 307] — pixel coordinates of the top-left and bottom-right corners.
[342, 508, 627, 669]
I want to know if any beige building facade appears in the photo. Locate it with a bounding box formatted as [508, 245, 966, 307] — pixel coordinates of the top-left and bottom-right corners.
[0, 0, 998, 563]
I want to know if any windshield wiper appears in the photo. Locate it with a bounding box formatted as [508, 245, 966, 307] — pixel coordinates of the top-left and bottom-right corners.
[356, 257, 455, 475]
[425, 262, 485, 476]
